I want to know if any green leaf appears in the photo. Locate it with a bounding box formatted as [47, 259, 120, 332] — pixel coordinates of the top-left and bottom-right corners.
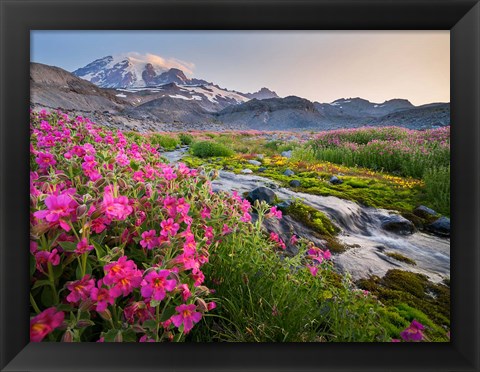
[122, 328, 137, 342]
[149, 299, 161, 308]
[75, 260, 92, 280]
[92, 241, 106, 259]
[40, 285, 54, 307]
[130, 160, 139, 171]
[32, 279, 52, 290]
[52, 264, 64, 279]
[160, 304, 177, 322]
[142, 320, 158, 331]
[58, 241, 78, 252]
[102, 329, 119, 342]
[30, 255, 36, 277]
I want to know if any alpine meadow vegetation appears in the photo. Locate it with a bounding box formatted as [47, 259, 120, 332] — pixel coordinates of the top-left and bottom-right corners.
[29, 110, 449, 343]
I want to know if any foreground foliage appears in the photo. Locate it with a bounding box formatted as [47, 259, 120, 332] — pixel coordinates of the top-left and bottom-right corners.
[29, 110, 448, 342]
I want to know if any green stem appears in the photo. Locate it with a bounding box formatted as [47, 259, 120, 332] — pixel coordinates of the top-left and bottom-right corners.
[155, 305, 160, 342]
[81, 252, 88, 278]
[47, 262, 59, 303]
[30, 293, 41, 314]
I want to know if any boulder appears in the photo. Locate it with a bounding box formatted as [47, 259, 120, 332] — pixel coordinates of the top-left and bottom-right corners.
[247, 187, 277, 205]
[281, 150, 293, 158]
[329, 176, 343, 185]
[381, 215, 415, 235]
[426, 217, 450, 237]
[248, 160, 262, 166]
[413, 205, 438, 219]
[289, 180, 301, 187]
[258, 167, 267, 173]
[283, 169, 295, 177]
[241, 169, 253, 174]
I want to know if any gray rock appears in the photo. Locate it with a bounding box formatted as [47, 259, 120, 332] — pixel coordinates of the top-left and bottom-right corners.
[276, 200, 292, 210]
[330, 176, 343, 185]
[248, 160, 262, 166]
[258, 167, 267, 173]
[381, 215, 415, 235]
[241, 169, 253, 174]
[175, 144, 181, 149]
[256, 154, 265, 160]
[426, 217, 450, 237]
[247, 187, 277, 205]
[265, 182, 279, 190]
[283, 169, 295, 177]
[289, 180, 301, 187]
[281, 150, 293, 158]
[413, 205, 438, 219]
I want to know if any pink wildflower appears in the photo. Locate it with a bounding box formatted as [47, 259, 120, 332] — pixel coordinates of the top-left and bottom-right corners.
[102, 190, 133, 221]
[35, 249, 60, 272]
[75, 238, 94, 255]
[30, 307, 64, 342]
[140, 230, 158, 250]
[140, 270, 177, 302]
[90, 285, 115, 312]
[160, 218, 180, 237]
[400, 320, 425, 342]
[200, 207, 211, 219]
[35, 152, 56, 169]
[170, 304, 202, 334]
[177, 284, 192, 301]
[34, 193, 77, 223]
[66, 275, 95, 303]
[267, 206, 283, 219]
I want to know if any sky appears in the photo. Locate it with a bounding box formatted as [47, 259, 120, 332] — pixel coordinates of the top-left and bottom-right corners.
[31, 31, 449, 105]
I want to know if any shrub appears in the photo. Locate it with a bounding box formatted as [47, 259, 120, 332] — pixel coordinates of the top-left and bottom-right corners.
[148, 133, 180, 150]
[179, 133, 194, 146]
[423, 165, 450, 216]
[190, 141, 234, 158]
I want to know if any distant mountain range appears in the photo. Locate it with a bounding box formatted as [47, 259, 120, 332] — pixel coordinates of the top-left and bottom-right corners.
[30, 57, 450, 132]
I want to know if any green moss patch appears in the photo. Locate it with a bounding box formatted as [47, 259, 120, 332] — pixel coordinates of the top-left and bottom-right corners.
[357, 269, 450, 337]
[385, 252, 417, 266]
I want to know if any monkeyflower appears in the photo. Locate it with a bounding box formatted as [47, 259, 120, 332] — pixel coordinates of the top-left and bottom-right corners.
[200, 207, 211, 219]
[30, 307, 65, 342]
[90, 282, 115, 312]
[177, 284, 192, 301]
[267, 206, 283, 219]
[290, 235, 299, 245]
[66, 275, 96, 303]
[75, 238, 94, 255]
[170, 304, 202, 334]
[103, 256, 142, 298]
[160, 218, 180, 237]
[141, 270, 177, 302]
[400, 320, 425, 342]
[102, 189, 133, 221]
[35, 249, 61, 272]
[35, 152, 56, 169]
[140, 230, 158, 250]
[34, 193, 77, 230]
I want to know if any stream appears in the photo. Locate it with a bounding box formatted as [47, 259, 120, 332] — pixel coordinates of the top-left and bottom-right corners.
[162, 149, 450, 283]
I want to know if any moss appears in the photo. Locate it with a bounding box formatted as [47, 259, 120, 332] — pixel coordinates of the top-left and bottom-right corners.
[280, 201, 347, 254]
[385, 252, 417, 266]
[357, 269, 450, 331]
[283, 201, 340, 237]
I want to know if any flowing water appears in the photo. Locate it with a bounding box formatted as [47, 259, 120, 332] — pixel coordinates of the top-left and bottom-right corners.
[163, 149, 450, 283]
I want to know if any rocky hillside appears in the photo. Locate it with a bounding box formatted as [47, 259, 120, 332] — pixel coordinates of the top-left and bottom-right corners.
[31, 62, 450, 132]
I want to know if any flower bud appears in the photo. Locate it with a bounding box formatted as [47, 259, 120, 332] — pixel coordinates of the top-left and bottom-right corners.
[114, 331, 123, 342]
[79, 299, 94, 312]
[94, 178, 107, 189]
[76, 204, 88, 219]
[98, 309, 112, 322]
[62, 329, 74, 342]
[117, 178, 127, 189]
[194, 286, 210, 296]
[76, 319, 95, 328]
[82, 194, 93, 203]
[195, 298, 208, 312]
[56, 173, 70, 181]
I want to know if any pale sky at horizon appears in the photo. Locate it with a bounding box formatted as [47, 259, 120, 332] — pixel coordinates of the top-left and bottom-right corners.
[31, 30, 449, 106]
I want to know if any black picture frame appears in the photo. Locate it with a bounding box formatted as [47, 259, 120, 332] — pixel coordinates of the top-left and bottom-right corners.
[1, 0, 479, 371]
